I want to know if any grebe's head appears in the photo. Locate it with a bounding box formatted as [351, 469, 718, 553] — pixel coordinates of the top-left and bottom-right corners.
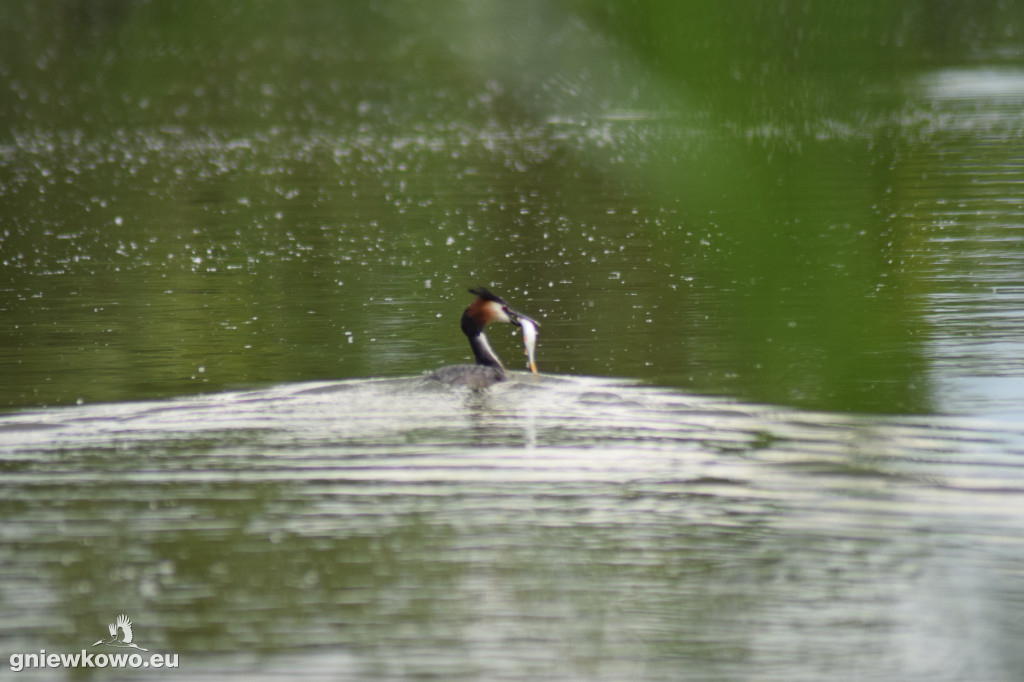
[458, 287, 540, 371]
[464, 287, 537, 329]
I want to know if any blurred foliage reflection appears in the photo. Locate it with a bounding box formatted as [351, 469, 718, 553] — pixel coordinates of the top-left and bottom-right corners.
[3, 0, 1024, 413]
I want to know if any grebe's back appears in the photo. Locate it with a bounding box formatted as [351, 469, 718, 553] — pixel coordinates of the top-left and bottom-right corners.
[428, 363, 506, 390]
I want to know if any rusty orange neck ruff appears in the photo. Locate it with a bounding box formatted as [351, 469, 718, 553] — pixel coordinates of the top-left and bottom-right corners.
[461, 298, 509, 369]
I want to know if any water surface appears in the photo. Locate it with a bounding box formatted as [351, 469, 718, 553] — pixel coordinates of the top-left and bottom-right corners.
[3, 1, 1024, 680]
[3, 375, 1023, 680]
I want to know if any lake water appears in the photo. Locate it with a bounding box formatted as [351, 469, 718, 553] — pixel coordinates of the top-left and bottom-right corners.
[2, 2, 1024, 680]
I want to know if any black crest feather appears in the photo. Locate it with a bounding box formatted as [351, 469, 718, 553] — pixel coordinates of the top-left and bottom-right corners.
[468, 287, 505, 304]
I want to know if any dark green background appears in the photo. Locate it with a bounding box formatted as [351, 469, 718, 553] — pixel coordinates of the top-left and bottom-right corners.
[3, 0, 1024, 414]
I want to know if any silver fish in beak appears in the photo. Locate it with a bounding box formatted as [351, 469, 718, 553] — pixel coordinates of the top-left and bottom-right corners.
[520, 317, 539, 374]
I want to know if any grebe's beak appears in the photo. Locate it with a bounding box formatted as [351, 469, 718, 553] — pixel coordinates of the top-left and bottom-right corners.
[502, 305, 539, 329]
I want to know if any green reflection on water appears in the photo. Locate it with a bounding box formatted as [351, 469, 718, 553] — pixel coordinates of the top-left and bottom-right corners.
[2, 0, 1023, 413]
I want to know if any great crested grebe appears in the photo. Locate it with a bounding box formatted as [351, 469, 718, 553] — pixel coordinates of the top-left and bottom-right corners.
[429, 287, 538, 389]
